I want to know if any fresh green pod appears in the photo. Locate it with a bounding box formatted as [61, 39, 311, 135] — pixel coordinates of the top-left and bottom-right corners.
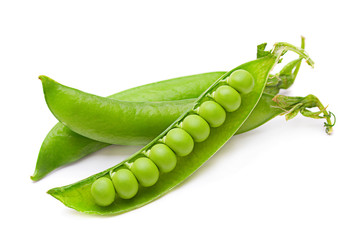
[32, 40, 308, 181]
[32, 82, 296, 181]
[39, 75, 195, 146]
[48, 42, 315, 214]
[31, 80, 280, 181]
[31, 73, 224, 181]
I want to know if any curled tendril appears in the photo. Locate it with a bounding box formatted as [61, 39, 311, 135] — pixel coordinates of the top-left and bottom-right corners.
[323, 111, 336, 134]
[272, 94, 335, 135]
[324, 111, 336, 127]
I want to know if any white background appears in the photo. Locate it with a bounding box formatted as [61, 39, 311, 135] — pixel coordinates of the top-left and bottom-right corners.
[1, 1, 359, 239]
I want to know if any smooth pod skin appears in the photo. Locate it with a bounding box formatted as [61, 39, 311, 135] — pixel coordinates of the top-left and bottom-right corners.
[148, 144, 177, 173]
[112, 169, 139, 199]
[165, 128, 194, 157]
[91, 177, 116, 206]
[213, 85, 241, 112]
[33, 43, 306, 181]
[31, 124, 110, 181]
[131, 157, 159, 187]
[227, 69, 255, 94]
[236, 92, 283, 133]
[181, 115, 210, 142]
[197, 101, 226, 127]
[48, 42, 314, 214]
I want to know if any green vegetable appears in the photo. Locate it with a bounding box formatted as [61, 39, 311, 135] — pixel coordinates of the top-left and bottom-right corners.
[130, 157, 159, 187]
[39, 76, 195, 146]
[90, 177, 115, 207]
[89, 71, 250, 205]
[164, 128, 194, 157]
[48, 41, 315, 215]
[148, 144, 177, 173]
[213, 85, 242, 112]
[31, 72, 224, 181]
[180, 115, 210, 142]
[33, 37, 333, 182]
[111, 169, 138, 199]
[227, 69, 255, 94]
[197, 101, 226, 127]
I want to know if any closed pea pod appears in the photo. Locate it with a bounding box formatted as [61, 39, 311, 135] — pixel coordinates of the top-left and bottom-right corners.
[148, 144, 177, 173]
[181, 115, 210, 142]
[213, 85, 241, 112]
[112, 169, 138, 199]
[38, 75, 196, 146]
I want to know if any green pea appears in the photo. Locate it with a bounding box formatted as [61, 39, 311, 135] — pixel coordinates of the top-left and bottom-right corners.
[197, 101, 226, 127]
[112, 169, 138, 199]
[227, 69, 255, 94]
[213, 85, 241, 112]
[91, 177, 115, 206]
[165, 128, 194, 156]
[149, 144, 177, 173]
[131, 157, 159, 187]
[181, 115, 210, 142]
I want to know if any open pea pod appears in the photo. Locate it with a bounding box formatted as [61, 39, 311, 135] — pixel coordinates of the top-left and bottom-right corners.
[48, 42, 314, 215]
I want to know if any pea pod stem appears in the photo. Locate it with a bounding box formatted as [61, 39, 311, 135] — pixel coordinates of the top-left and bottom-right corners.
[273, 40, 314, 68]
[272, 94, 335, 134]
[306, 95, 336, 134]
[292, 36, 306, 79]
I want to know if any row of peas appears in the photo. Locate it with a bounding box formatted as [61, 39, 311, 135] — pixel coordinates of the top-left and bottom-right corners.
[91, 69, 255, 206]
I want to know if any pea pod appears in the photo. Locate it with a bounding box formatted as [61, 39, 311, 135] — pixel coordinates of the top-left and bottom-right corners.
[31, 72, 284, 180]
[32, 41, 305, 181]
[32, 84, 276, 181]
[48, 42, 314, 215]
[40, 79, 197, 145]
[30, 72, 264, 181]
[31, 72, 224, 181]
[38, 51, 308, 145]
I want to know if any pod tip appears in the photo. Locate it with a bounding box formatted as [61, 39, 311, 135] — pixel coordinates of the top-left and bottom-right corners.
[30, 172, 40, 181]
[38, 75, 47, 81]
